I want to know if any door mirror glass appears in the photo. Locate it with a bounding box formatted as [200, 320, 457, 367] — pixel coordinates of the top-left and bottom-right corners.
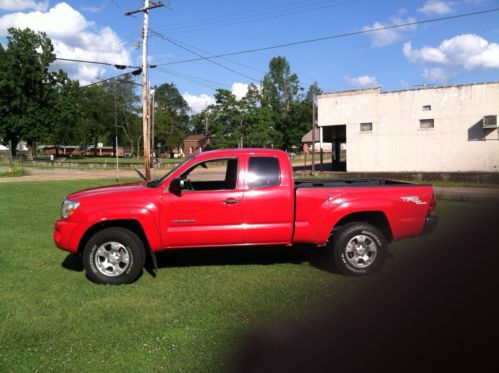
[169, 178, 186, 195]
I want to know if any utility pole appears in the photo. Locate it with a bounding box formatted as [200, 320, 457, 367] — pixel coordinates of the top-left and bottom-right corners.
[125, 1, 164, 180]
[204, 101, 208, 135]
[150, 87, 155, 157]
[311, 94, 316, 173]
[114, 80, 119, 182]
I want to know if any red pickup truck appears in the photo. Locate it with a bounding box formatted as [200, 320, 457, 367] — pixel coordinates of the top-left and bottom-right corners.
[54, 148, 437, 284]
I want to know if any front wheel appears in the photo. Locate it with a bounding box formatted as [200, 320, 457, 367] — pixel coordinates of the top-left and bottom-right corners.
[329, 222, 387, 276]
[83, 227, 145, 284]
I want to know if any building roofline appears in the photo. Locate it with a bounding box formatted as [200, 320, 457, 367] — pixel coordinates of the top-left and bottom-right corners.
[318, 81, 499, 98]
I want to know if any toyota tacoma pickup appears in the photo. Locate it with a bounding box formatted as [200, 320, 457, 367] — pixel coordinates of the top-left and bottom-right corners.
[54, 148, 437, 284]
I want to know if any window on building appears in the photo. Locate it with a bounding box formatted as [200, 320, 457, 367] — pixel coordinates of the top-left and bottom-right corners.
[360, 122, 373, 132]
[247, 157, 280, 188]
[422, 105, 431, 111]
[419, 119, 435, 129]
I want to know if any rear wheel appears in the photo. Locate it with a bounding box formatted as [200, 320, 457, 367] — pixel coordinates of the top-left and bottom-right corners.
[83, 227, 145, 284]
[329, 222, 387, 275]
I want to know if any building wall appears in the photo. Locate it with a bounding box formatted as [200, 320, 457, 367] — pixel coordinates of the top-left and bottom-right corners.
[317, 83, 499, 172]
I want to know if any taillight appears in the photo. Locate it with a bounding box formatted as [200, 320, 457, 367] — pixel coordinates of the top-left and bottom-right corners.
[429, 192, 437, 213]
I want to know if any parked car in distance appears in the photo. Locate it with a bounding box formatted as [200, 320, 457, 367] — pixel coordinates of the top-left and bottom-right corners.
[54, 148, 437, 284]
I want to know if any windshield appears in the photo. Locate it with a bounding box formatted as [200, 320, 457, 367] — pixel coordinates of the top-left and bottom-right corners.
[147, 156, 194, 187]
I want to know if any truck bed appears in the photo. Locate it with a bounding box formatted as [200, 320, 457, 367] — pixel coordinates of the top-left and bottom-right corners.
[293, 179, 435, 244]
[295, 178, 414, 188]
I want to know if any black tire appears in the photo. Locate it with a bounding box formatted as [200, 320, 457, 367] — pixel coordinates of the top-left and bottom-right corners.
[329, 222, 387, 276]
[83, 227, 145, 284]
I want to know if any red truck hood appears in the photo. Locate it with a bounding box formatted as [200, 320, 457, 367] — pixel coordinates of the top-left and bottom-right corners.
[68, 182, 147, 200]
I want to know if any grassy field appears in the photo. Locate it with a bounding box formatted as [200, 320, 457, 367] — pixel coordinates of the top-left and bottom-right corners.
[0, 180, 471, 371]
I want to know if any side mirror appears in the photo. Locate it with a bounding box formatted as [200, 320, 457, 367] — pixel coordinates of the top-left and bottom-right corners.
[169, 177, 185, 195]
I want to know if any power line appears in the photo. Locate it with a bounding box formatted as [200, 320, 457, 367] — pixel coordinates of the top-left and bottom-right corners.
[156, 8, 499, 66]
[154, 0, 364, 35]
[151, 32, 266, 74]
[82, 71, 141, 87]
[55, 57, 140, 69]
[150, 30, 259, 82]
[155, 66, 228, 90]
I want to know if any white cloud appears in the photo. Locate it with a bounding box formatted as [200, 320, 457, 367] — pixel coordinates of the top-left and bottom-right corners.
[0, 0, 48, 12]
[403, 42, 447, 64]
[182, 93, 215, 115]
[418, 1, 454, 16]
[362, 15, 417, 47]
[403, 34, 499, 70]
[0, 2, 88, 38]
[422, 67, 449, 83]
[345, 75, 380, 88]
[0, 2, 131, 84]
[231, 82, 249, 100]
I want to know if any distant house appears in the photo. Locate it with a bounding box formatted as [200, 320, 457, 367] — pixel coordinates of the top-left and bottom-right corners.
[301, 128, 332, 153]
[181, 134, 210, 157]
[40, 145, 124, 157]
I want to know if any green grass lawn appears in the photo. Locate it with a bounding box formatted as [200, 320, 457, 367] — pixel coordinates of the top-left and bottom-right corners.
[0, 180, 469, 371]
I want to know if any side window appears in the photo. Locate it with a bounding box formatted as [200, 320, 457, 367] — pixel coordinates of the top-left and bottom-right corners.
[248, 157, 280, 188]
[182, 158, 238, 191]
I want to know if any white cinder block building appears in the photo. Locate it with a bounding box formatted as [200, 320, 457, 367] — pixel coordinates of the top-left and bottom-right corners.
[317, 82, 499, 172]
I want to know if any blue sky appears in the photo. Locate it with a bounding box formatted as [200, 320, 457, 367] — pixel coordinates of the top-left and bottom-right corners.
[1, 0, 498, 112]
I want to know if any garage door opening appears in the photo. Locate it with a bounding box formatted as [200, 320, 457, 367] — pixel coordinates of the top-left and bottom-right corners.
[323, 125, 347, 171]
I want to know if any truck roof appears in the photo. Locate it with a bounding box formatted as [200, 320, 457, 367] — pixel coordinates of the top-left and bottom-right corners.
[192, 148, 287, 159]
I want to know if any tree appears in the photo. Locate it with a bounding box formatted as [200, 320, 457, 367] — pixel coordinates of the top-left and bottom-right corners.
[261, 56, 303, 150]
[107, 75, 141, 157]
[306, 81, 323, 102]
[241, 84, 281, 148]
[49, 71, 83, 156]
[209, 89, 243, 148]
[79, 84, 114, 156]
[0, 28, 56, 158]
[153, 82, 190, 155]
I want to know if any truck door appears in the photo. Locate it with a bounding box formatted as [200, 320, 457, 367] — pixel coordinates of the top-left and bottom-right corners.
[243, 156, 294, 244]
[161, 157, 244, 247]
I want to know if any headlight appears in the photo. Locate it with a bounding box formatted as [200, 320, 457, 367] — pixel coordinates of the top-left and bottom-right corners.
[61, 199, 80, 219]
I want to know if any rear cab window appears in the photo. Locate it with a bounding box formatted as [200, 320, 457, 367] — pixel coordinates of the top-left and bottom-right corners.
[247, 157, 280, 188]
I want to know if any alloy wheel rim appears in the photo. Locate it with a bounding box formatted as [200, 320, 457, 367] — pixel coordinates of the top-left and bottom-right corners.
[345, 234, 377, 268]
[94, 241, 131, 277]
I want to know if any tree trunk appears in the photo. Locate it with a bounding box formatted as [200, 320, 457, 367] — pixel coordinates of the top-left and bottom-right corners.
[137, 136, 141, 159]
[10, 138, 18, 157]
[27, 141, 34, 161]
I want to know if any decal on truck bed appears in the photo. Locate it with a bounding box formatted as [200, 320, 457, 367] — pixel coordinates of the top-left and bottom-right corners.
[401, 196, 427, 205]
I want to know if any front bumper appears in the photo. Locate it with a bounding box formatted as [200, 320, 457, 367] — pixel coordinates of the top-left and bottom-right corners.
[421, 214, 438, 236]
[54, 220, 91, 254]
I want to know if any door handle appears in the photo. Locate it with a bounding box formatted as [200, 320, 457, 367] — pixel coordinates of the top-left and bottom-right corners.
[223, 198, 240, 205]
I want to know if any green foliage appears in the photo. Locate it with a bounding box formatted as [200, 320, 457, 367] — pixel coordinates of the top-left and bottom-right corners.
[0, 28, 319, 155]
[197, 57, 317, 151]
[153, 82, 190, 154]
[0, 28, 56, 156]
[49, 71, 83, 152]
